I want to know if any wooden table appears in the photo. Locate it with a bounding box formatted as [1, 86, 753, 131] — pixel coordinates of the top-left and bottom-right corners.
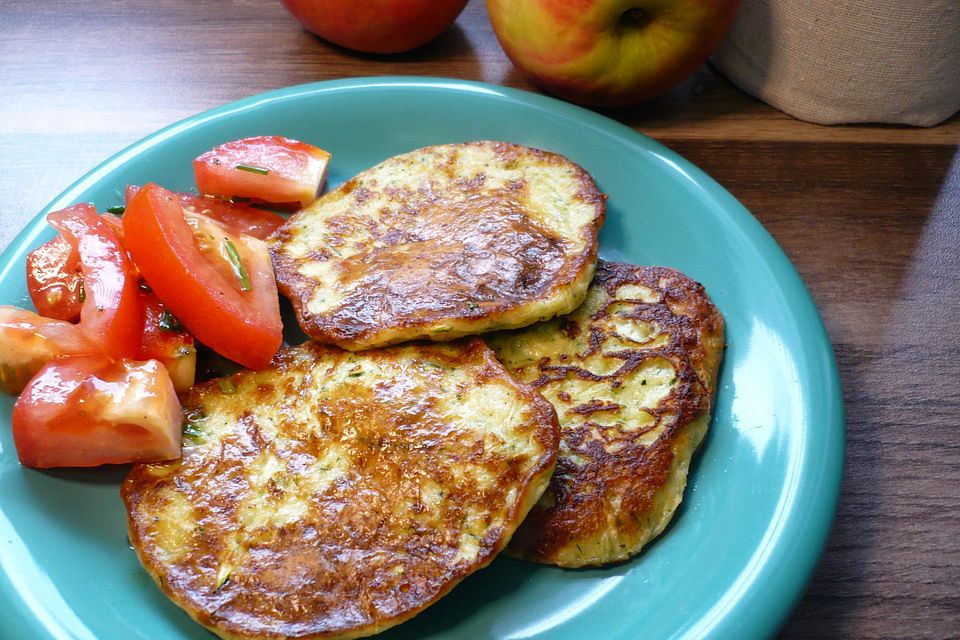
[2, 2, 957, 638]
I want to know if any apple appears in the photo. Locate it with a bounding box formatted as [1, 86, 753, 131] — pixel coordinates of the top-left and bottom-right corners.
[486, 0, 740, 107]
[281, 0, 470, 54]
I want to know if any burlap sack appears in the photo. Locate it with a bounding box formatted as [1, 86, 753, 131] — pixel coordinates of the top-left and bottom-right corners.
[711, 0, 960, 126]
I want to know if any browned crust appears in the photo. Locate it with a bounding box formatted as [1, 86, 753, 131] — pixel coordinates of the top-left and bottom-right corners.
[269, 141, 605, 350]
[122, 338, 558, 640]
[503, 261, 724, 566]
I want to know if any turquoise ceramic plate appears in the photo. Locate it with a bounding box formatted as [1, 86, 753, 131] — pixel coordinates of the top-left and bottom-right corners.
[0, 78, 843, 640]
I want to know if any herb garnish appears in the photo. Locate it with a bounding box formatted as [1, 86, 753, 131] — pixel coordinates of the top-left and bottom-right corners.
[235, 164, 269, 175]
[222, 239, 251, 291]
[181, 407, 206, 440]
[158, 309, 184, 332]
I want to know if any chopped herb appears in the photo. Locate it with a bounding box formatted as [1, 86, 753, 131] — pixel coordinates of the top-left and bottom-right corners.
[467, 301, 479, 310]
[106, 205, 125, 215]
[158, 309, 184, 332]
[235, 163, 269, 175]
[348, 371, 363, 378]
[182, 420, 204, 440]
[222, 239, 251, 291]
[215, 572, 232, 591]
[218, 379, 237, 394]
[641, 379, 647, 386]
[77, 279, 86, 303]
[182, 406, 206, 440]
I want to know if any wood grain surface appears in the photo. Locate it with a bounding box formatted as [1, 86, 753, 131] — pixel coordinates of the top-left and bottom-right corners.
[1, 1, 958, 638]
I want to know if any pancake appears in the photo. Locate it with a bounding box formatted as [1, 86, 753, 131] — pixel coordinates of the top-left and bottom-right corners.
[269, 141, 605, 351]
[122, 338, 559, 639]
[486, 261, 724, 567]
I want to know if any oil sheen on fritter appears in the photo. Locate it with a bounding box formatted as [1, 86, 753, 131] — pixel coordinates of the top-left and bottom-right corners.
[269, 141, 605, 351]
[487, 261, 724, 568]
[122, 338, 559, 640]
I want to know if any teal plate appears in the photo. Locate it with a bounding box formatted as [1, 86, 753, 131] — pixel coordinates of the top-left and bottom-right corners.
[0, 77, 843, 640]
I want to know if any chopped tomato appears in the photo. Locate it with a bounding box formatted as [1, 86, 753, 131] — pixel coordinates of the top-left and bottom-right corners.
[25, 235, 84, 322]
[126, 186, 285, 240]
[123, 183, 282, 370]
[138, 293, 196, 391]
[26, 211, 128, 322]
[0, 306, 100, 394]
[12, 355, 181, 468]
[47, 204, 143, 359]
[193, 135, 330, 208]
[101, 211, 126, 240]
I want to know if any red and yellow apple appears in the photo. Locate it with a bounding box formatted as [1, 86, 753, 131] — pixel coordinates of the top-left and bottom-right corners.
[486, 0, 740, 107]
[282, 0, 470, 54]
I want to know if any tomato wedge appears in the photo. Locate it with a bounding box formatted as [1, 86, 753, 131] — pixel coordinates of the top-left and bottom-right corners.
[138, 292, 196, 391]
[12, 355, 181, 468]
[25, 234, 84, 322]
[47, 204, 143, 359]
[193, 135, 330, 208]
[0, 306, 100, 394]
[123, 183, 282, 370]
[26, 211, 128, 322]
[125, 186, 285, 240]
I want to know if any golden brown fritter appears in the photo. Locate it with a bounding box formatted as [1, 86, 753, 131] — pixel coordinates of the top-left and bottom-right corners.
[269, 141, 605, 351]
[122, 338, 558, 639]
[486, 261, 724, 568]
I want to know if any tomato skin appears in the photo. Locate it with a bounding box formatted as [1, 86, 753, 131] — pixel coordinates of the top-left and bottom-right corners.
[125, 186, 285, 240]
[0, 306, 101, 394]
[193, 135, 331, 208]
[26, 235, 84, 322]
[123, 183, 283, 370]
[47, 204, 143, 359]
[12, 355, 182, 468]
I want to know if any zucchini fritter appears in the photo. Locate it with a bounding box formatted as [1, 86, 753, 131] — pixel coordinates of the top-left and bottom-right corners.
[487, 261, 724, 568]
[122, 339, 558, 639]
[269, 141, 605, 351]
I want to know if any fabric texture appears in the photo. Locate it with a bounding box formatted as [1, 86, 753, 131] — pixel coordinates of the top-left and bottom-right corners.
[711, 0, 960, 126]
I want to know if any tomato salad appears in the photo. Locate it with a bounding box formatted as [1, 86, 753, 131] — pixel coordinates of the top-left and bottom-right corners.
[1, 136, 330, 468]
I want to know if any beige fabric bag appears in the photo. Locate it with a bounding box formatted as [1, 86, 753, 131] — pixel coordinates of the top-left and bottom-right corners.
[711, 0, 960, 126]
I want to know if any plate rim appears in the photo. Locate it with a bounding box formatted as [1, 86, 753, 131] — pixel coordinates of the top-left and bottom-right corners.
[0, 76, 845, 640]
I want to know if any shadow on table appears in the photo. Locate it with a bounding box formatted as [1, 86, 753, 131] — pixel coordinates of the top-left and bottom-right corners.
[756, 142, 959, 637]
